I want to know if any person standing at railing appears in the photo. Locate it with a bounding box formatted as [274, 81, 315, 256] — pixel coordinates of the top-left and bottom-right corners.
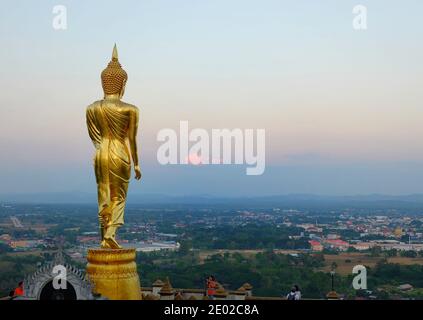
[206, 275, 217, 299]
[14, 281, 24, 297]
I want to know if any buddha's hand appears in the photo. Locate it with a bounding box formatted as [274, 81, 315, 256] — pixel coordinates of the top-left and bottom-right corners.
[134, 165, 142, 180]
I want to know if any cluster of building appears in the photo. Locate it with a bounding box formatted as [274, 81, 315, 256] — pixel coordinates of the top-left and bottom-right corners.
[298, 214, 423, 252]
[0, 234, 46, 250]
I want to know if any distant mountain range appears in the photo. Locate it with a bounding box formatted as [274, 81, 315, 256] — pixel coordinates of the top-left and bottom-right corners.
[1, 192, 423, 210]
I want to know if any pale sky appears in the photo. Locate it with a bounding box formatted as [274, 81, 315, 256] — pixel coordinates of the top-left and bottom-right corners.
[0, 0, 423, 196]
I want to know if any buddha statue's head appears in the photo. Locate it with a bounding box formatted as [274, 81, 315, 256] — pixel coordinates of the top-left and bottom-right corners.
[101, 44, 128, 98]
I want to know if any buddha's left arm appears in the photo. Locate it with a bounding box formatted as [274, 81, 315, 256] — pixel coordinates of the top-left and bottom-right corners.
[128, 107, 140, 167]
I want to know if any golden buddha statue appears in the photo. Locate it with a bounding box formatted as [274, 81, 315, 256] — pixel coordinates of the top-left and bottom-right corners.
[86, 44, 141, 249]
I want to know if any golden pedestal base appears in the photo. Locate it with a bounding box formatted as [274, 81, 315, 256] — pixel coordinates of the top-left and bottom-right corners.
[86, 248, 142, 300]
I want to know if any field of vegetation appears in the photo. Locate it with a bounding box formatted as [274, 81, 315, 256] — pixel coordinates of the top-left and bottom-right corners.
[318, 252, 423, 275]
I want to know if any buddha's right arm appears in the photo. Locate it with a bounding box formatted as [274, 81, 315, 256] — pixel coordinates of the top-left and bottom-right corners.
[86, 107, 101, 148]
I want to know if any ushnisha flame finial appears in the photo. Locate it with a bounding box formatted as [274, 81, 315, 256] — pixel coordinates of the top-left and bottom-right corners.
[112, 43, 118, 61]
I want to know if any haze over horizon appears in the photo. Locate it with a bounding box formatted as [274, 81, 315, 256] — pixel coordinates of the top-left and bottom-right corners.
[1, 0, 423, 196]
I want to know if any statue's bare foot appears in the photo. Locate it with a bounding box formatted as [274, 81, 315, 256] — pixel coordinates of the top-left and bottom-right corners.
[103, 236, 122, 249]
[101, 239, 112, 249]
[102, 226, 122, 249]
